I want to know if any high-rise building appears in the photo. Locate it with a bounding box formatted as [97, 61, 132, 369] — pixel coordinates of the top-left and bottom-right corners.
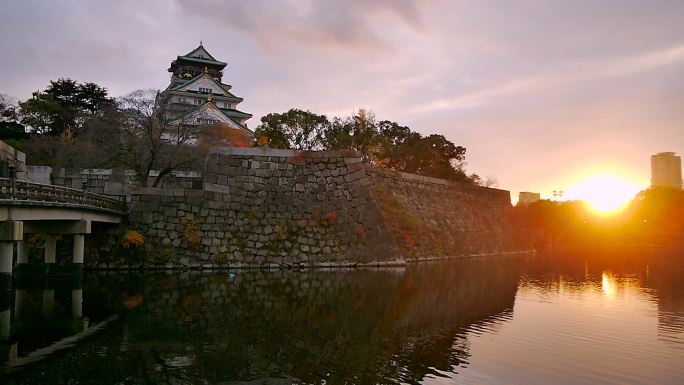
[651, 152, 682, 189]
[157, 43, 252, 134]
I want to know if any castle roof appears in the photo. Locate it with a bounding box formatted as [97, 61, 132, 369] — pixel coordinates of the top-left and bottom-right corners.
[177, 101, 253, 133]
[170, 43, 227, 70]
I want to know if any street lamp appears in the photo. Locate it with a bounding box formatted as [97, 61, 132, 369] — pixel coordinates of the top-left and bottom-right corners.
[552, 190, 564, 201]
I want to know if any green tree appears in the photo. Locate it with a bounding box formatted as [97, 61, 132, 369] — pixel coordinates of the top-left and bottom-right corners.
[19, 78, 114, 135]
[375, 120, 470, 181]
[256, 107, 480, 184]
[376, 120, 421, 170]
[320, 109, 382, 162]
[254, 109, 328, 150]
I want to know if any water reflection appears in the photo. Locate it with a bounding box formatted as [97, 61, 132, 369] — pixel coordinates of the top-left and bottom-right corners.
[0, 253, 683, 384]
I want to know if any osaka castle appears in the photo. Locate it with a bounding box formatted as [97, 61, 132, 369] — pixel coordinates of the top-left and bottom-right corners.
[157, 42, 252, 134]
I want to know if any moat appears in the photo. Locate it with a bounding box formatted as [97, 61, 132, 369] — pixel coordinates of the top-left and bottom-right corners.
[1, 252, 683, 384]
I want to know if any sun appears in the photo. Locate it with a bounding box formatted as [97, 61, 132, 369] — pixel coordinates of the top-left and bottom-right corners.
[563, 173, 642, 214]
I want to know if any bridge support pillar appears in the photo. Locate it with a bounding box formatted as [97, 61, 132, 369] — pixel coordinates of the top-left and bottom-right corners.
[43, 289, 55, 319]
[16, 240, 28, 264]
[0, 243, 12, 275]
[72, 289, 83, 318]
[0, 308, 8, 340]
[73, 234, 84, 264]
[44, 235, 57, 264]
[0, 221, 23, 278]
[14, 289, 28, 320]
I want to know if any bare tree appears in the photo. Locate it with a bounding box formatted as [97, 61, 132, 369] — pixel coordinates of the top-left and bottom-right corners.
[105, 89, 215, 187]
[483, 176, 499, 188]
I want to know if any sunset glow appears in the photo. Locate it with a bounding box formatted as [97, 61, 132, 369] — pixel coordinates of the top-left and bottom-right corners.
[564, 173, 643, 214]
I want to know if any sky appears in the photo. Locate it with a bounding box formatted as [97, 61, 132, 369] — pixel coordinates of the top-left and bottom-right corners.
[1, 0, 683, 201]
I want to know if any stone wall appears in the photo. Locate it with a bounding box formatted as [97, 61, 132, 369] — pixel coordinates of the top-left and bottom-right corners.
[0, 140, 26, 180]
[119, 147, 529, 268]
[26, 166, 201, 197]
[126, 148, 396, 267]
[367, 167, 523, 260]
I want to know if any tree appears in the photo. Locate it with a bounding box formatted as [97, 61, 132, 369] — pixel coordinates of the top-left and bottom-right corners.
[375, 121, 471, 182]
[256, 107, 480, 184]
[482, 176, 499, 188]
[19, 78, 114, 135]
[320, 109, 383, 163]
[254, 109, 328, 150]
[23, 129, 105, 168]
[77, 82, 114, 114]
[101, 89, 216, 187]
[0, 94, 27, 141]
[375, 120, 421, 170]
[19, 92, 62, 135]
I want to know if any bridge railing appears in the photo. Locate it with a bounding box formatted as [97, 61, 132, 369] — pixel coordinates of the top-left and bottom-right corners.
[0, 177, 126, 213]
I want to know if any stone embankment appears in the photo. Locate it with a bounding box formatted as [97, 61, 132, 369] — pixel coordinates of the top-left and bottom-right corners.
[115, 147, 529, 268]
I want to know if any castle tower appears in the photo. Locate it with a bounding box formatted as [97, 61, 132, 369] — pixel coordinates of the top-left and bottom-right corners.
[157, 42, 252, 133]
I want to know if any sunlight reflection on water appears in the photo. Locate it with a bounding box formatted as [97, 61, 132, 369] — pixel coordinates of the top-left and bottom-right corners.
[434, 257, 684, 385]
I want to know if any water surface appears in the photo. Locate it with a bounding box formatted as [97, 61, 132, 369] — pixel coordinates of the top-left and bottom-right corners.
[1, 252, 683, 384]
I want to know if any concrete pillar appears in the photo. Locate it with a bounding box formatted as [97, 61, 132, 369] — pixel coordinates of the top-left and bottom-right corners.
[0, 309, 9, 340]
[16, 240, 28, 264]
[73, 234, 84, 264]
[0, 242, 12, 275]
[44, 235, 57, 264]
[14, 289, 29, 320]
[42, 289, 55, 318]
[0, 287, 10, 340]
[71, 289, 83, 318]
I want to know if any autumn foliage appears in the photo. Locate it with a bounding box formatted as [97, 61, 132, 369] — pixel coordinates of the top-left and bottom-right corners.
[122, 230, 145, 249]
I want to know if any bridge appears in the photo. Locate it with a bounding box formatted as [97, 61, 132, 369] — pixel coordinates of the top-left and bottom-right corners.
[0, 178, 126, 278]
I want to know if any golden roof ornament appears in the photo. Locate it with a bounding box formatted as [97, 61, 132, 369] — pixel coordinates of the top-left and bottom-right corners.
[207, 92, 213, 102]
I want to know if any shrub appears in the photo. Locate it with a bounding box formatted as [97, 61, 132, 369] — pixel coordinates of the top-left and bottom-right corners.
[181, 218, 202, 249]
[325, 211, 338, 223]
[122, 230, 145, 249]
[354, 224, 366, 238]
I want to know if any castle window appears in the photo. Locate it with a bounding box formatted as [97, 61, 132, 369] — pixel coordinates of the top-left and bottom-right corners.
[197, 118, 216, 125]
[195, 99, 202, 105]
[199, 87, 211, 93]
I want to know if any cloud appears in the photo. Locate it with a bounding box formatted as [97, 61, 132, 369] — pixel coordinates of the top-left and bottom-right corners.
[174, 0, 426, 50]
[409, 42, 684, 114]
[1, 0, 683, 199]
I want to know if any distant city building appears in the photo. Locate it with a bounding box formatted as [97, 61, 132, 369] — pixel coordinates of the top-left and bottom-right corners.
[651, 152, 682, 189]
[157, 42, 252, 135]
[518, 191, 541, 205]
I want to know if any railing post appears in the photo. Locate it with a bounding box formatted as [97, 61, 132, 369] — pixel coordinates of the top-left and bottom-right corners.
[8, 165, 16, 200]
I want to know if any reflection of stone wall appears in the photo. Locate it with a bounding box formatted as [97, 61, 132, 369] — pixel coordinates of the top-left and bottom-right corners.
[121, 147, 529, 267]
[131, 259, 520, 384]
[8, 259, 521, 384]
